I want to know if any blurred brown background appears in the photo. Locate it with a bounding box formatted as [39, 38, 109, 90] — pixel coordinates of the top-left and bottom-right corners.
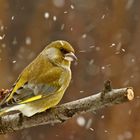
[0, 0, 140, 140]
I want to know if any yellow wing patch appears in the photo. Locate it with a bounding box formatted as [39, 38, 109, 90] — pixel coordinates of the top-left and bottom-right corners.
[20, 95, 42, 104]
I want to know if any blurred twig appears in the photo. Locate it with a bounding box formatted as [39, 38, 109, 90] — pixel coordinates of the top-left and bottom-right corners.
[0, 89, 11, 101]
[0, 83, 134, 134]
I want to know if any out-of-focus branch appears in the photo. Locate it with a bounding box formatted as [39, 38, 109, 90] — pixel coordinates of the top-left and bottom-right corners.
[0, 82, 134, 134]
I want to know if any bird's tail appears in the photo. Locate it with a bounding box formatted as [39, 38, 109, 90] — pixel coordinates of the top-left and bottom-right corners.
[0, 103, 40, 117]
[0, 104, 25, 117]
[0, 107, 10, 116]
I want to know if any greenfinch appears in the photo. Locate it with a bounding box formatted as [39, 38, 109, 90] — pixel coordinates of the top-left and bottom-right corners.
[0, 40, 77, 117]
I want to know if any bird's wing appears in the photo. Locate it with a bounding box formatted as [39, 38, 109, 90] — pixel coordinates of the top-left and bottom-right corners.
[0, 66, 63, 107]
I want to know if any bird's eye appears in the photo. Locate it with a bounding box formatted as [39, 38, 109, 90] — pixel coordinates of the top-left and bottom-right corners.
[60, 48, 69, 54]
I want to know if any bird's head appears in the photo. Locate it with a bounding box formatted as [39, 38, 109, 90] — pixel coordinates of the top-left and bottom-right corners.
[43, 40, 77, 68]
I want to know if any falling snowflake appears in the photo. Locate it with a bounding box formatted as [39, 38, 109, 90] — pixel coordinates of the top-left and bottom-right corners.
[53, 16, 57, 21]
[11, 16, 15, 20]
[70, 4, 75, 9]
[61, 24, 65, 30]
[76, 116, 86, 127]
[44, 12, 50, 19]
[53, 0, 65, 8]
[81, 34, 87, 39]
[25, 37, 32, 45]
[12, 60, 16, 64]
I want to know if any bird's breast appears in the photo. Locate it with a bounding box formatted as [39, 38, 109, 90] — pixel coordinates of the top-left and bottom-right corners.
[59, 68, 71, 92]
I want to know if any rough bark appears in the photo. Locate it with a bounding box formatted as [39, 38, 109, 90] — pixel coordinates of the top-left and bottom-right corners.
[0, 84, 134, 135]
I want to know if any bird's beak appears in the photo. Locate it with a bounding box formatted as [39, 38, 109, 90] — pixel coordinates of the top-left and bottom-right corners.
[64, 52, 77, 61]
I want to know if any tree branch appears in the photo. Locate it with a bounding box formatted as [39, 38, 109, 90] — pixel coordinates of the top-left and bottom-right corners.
[0, 86, 134, 134]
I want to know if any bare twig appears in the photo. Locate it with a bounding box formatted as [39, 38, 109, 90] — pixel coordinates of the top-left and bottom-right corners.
[0, 87, 134, 134]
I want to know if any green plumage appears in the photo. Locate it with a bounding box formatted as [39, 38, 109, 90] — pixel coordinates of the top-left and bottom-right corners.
[0, 40, 76, 117]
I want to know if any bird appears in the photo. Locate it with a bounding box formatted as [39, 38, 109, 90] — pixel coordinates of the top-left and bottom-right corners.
[0, 40, 77, 117]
